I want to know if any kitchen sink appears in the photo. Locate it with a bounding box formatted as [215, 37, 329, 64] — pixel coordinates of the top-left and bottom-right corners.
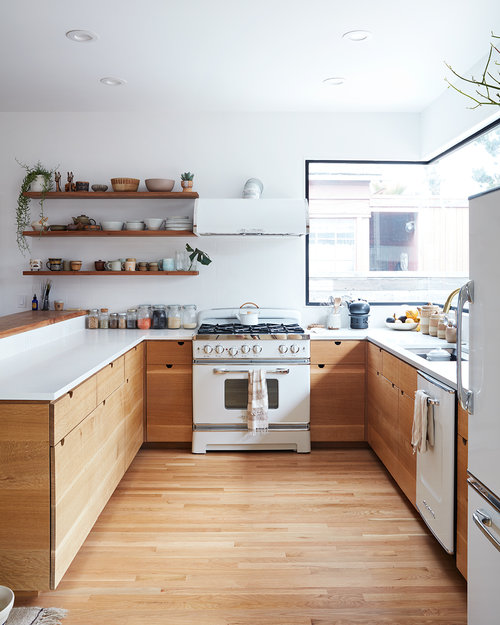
[404, 346, 468, 362]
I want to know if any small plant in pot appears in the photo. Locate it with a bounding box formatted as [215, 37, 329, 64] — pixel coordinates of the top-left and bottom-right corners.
[180, 171, 194, 192]
[16, 159, 55, 254]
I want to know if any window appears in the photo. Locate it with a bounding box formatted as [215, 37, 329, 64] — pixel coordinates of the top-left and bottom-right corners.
[307, 122, 500, 304]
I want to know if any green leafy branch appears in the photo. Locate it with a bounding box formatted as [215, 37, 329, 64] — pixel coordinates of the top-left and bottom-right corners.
[186, 243, 212, 269]
[445, 33, 500, 109]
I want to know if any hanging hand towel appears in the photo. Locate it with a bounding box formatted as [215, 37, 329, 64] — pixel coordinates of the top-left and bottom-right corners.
[247, 369, 268, 433]
[412, 389, 429, 454]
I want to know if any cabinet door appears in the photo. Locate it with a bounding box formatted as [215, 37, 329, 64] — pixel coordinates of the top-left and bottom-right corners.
[456, 433, 468, 579]
[124, 344, 144, 469]
[310, 365, 365, 442]
[367, 343, 382, 373]
[147, 340, 192, 365]
[398, 359, 417, 398]
[51, 375, 97, 445]
[96, 355, 125, 405]
[381, 350, 400, 387]
[51, 386, 126, 588]
[311, 340, 365, 365]
[146, 364, 193, 442]
[397, 390, 417, 506]
[367, 371, 399, 477]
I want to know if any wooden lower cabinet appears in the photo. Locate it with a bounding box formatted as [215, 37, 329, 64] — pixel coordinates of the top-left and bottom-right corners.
[310, 341, 366, 443]
[147, 364, 192, 442]
[456, 403, 468, 579]
[0, 344, 145, 592]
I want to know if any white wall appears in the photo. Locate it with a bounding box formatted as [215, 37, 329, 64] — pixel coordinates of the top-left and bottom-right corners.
[0, 111, 420, 319]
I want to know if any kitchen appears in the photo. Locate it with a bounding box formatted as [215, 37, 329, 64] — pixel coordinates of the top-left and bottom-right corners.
[1, 1, 500, 624]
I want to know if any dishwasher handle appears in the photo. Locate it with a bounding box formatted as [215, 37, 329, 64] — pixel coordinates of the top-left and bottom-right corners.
[457, 281, 473, 413]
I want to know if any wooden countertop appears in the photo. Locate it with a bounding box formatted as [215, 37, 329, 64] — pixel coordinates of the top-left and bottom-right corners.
[0, 310, 86, 339]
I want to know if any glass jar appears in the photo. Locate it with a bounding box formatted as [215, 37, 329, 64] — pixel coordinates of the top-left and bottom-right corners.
[138, 304, 152, 319]
[167, 305, 182, 329]
[99, 308, 109, 329]
[182, 304, 197, 329]
[137, 305, 152, 330]
[87, 308, 99, 329]
[118, 312, 127, 329]
[126, 308, 137, 329]
[152, 305, 167, 329]
[109, 312, 119, 329]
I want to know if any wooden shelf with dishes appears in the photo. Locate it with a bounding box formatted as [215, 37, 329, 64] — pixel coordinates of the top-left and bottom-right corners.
[23, 230, 195, 237]
[23, 191, 199, 199]
[23, 271, 199, 276]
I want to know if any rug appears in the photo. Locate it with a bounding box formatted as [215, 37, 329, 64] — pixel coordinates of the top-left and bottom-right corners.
[5, 607, 67, 625]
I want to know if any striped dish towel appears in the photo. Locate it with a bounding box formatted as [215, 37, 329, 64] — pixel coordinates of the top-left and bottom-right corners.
[247, 369, 268, 433]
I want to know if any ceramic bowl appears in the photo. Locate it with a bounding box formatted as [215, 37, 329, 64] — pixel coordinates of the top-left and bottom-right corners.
[0, 586, 14, 625]
[31, 223, 48, 232]
[111, 178, 140, 192]
[101, 220, 124, 231]
[125, 221, 145, 231]
[49, 224, 67, 231]
[145, 178, 175, 192]
[385, 321, 418, 331]
[91, 184, 108, 192]
[144, 218, 164, 230]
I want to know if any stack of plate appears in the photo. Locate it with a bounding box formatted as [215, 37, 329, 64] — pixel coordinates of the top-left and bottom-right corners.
[165, 216, 193, 231]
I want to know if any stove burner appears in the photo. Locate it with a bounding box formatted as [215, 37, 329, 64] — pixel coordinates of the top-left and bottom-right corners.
[197, 322, 305, 335]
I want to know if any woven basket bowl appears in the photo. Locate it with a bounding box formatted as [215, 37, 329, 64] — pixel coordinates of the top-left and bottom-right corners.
[111, 177, 140, 192]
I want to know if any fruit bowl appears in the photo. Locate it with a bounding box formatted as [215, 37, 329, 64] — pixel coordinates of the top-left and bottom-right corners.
[385, 321, 418, 331]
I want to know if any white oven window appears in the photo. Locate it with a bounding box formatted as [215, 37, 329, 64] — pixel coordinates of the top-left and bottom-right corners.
[224, 379, 279, 410]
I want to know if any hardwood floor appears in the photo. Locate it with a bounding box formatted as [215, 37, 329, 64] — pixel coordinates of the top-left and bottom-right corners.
[18, 449, 466, 624]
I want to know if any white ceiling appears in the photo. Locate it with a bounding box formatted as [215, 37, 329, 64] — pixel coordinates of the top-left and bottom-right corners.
[1, 0, 499, 113]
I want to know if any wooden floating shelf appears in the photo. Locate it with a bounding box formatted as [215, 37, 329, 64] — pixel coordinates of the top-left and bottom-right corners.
[24, 191, 199, 199]
[23, 271, 199, 276]
[23, 230, 196, 237]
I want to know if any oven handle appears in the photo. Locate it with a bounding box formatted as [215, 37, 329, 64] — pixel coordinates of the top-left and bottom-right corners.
[213, 367, 290, 375]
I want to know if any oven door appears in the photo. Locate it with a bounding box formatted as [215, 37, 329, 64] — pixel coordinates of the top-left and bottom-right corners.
[193, 362, 310, 427]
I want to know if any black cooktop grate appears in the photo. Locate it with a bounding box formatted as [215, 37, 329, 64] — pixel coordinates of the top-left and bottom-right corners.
[197, 322, 305, 335]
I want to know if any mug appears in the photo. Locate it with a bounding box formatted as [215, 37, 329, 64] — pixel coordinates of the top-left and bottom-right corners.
[75, 181, 89, 192]
[124, 260, 136, 271]
[63, 260, 72, 271]
[70, 260, 82, 271]
[54, 300, 64, 311]
[30, 258, 42, 271]
[160, 258, 175, 271]
[94, 260, 105, 271]
[46, 258, 62, 271]
[105, 260, 122, 271]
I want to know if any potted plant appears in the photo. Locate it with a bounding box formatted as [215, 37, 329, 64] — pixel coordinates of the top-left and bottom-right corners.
[16, 160, 54, 254]
[180, 171, 194, 192]
[186, 243, 212, 271]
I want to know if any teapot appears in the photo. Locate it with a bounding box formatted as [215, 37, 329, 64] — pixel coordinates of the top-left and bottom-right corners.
[236, 302, 260, 326]
[72, 214, 96, 227]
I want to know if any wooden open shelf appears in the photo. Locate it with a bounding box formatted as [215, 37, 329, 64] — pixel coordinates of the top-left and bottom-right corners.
[24, 191, 199, 200]
[23, 271, 199, 276]
[23, 230, 195, 238]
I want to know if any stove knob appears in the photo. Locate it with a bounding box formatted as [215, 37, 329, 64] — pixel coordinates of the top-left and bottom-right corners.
[290, 344, 300, 354]
[253, 345, 262, 354]
[241, 345, 251, 354]
[215, 344, 224, 354]
[279, 344, 288, 354]
[229, 347, 239, 356]
[203, 345, 213, 354]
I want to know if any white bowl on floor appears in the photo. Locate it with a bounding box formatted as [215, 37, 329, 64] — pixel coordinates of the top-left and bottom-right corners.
[0, 586, 14, 625]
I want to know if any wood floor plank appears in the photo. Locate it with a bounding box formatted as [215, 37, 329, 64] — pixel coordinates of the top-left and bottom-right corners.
[16, 449, 466, 624]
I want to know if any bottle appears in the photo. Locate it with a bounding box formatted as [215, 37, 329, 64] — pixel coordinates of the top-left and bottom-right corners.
[32, 294, 38, 311]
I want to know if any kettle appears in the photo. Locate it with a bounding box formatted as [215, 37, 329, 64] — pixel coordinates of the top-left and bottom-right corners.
[236, 302, 260, 326]
[347, 299, 370, 329]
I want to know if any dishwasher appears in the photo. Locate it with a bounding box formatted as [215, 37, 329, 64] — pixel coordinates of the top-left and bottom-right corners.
[416, 371, 456, 553]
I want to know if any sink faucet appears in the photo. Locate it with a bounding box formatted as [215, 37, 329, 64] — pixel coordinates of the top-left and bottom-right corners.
[443, 288, 461, 314]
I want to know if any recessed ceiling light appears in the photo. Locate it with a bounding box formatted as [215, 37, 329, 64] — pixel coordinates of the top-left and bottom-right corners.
[323, 77, 345, 86]
[342, 30, 372, 42]
[99, 76, 127, 87]
[65, 29, 98, 43]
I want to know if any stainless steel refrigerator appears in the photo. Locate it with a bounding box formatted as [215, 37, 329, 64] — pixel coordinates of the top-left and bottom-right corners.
[457, 186, 500, 624]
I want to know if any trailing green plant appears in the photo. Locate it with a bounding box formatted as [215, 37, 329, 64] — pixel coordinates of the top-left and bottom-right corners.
[16, 159, 55, 255]
[186, 243, 212, 269]
[445, 32, 500, 109]
[181, 171, 194, 181]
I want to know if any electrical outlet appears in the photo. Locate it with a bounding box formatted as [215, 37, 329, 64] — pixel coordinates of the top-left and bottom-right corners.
[17, 295, 27, 308]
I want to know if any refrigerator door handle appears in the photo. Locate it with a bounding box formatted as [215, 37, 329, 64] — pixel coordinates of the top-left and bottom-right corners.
[457, 280, 474, 413]
[473, 509, 500, 552]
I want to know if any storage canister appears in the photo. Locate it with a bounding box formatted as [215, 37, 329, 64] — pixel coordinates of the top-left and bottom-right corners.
[419, 304, 439, 335]
[167, 305, 182, 329]
[126, 308, 137, 329]
[118, 312, 127, 329]
[87, 308, 99, 329]
[137, 305, 152, 330]
[429, 312, 441, 337]
[182, 304, 197, 329]
[152, 305, 167, 329]
[99, 308, 109, 329]
[109, 312, 119, 329]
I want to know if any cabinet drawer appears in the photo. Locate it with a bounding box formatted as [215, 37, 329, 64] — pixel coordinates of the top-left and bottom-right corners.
[311, 340, 365, 365]
[96, 356, 125, 405]
[125, 343, 144, 381]
[367, 342, 382, 372]
[381, 350, 400, 387]
[398, 359, 417, 397]
[147, 340, 192, 365]
[51, 375, 97, 445]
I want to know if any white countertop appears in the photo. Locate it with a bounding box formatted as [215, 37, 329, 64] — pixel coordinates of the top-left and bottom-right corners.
[0, 324, 466, 401]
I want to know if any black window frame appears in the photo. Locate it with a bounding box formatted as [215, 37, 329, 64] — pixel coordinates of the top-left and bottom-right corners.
[305, 118, 500, 306]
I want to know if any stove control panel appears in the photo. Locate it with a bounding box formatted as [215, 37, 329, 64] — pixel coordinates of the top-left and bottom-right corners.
[193, 340, 310, 360]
